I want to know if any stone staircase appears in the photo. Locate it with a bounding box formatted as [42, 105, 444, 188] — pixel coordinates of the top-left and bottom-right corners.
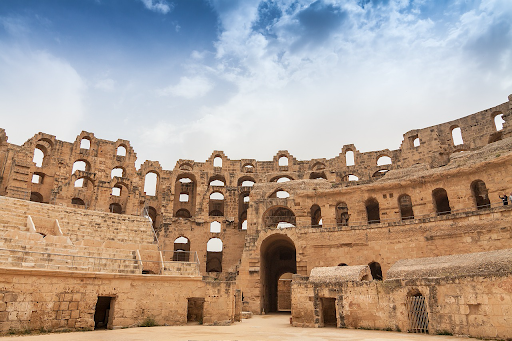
[0, 196, 155, 244]
[0, 232, 141, 274]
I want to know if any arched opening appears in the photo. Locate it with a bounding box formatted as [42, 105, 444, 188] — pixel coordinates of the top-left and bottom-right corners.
[277, 272, 293, 312]
[432, 188, 451, 215]
[72, 160, 91, 187]
[147, 206, 157, 228]
[260, 234, 296, 313]
[345, 150, 355, 166]
[210, 221, 221, 233]
[310, 204, 322, 227]
[278, 156, 288, 167]
[269, 189, 290, 199]
[144, 172, 158, 196]
[309, 172, 327, 180]
[111, 185, 121, 196]
[338, 263, 348, 266]
[239, 192, 250, 230]
[173, 236, 190, 261]
[365, 198, 380, 224]
[451, 126, 463, 146]
[343, 174, 358, 181]
[110, 167, 124, 178]
[407, 291, 429, 334]
[33, 147, 46, 168]
[109, 203, 122, 214]
[276, 177, 292, 183]
[209, 192, 225, 216]
[71, 197, 85, 206]
[372, 169, 389, 179]
[335, 202, 349, 226]
[32, 172, 44, 184]
[175, 209, 191, 218]
[206, 238, 223, 272]
[377, 156, 392, 166]
[494, 113, 504, 131]
[243, 163, 254, 172]
[30, 192, 43, 203]
[413, 137, 420, 147]
[238, 176, 256, 187]
[399, 194, 414, 220]
[174, 174, 196, 218]
[209, 179, 225, 187]
[213, 156, 223, 168]
[80, 138, 91, 149]
[368, 261, 383, 280]
[116, 145, 126, 156]
[264, 206, 296, 228]
[471, 180, 490, 209]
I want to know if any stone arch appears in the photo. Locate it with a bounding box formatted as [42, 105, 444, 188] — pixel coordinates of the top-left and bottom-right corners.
[146, 206, 157, 228]
[109, 203, 123, 214]
[376, 155, 392, 166]
[71, 197, 85, 206]
[175, 209, 191, 218]
[206, 238, 223, 272]
[335, 202, 349, 226]
[398, 194, 414, 220]
[174, 173, 196, 218]
[270, 175, 293, 183]
[368, 261, 383, 280]
[263, 206, 296, 228]
[144, 171, 159, 196]
[432, 188, 451, 215]
[238, 176, 256, 187]
[450, 125, 463, 146]
[242, 163, 255, 173]
[80, 137, 91, 149]
[260, 234, 296, 313]
[278, 156, 289, 167]
[116, 145, 127, 156]
[209, 192, 224, 217]
[345, 150, 355, 166]
[209, 174, 226, 187]
[30, 192, 43, 203]
[173, 236, 190, 261]
[310, 204, 322, 227]
[309, 171, 327, 180]
[365, 197, 380, 224]
[238, 191, 250, 230]
[269, 189, 290, 199]
[32, 146, 46, 168]
[471, 180, 490, 209]
[213, 155, 223, 168]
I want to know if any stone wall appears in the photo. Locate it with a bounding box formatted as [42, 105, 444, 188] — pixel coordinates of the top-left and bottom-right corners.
[292, 273, 512, 339]
[0, 267, 236, 333]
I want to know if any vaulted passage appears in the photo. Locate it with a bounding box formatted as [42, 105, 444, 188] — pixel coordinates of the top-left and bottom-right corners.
[260, 234, 296, 313]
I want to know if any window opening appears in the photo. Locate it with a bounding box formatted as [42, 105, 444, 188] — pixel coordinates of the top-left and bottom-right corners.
[213, 156, 222, 168]
[31, 174, 42, 184]
[33, 147, 45, 167]
[144, 172, 158, 196]
[278, 156, 288, 167]
[80, 138, 90, 149]
[336, 203, 349, 226]
[366, 198, 380, 224]
[71, 197, 85, 206]
[494, 113, 504, 131]
[413, 137, 420, 147]
[179, 193, 189, 202]
[30, 192, 43, 203]
[377, 156, 392, 166]
[276, 190, 290, 198]
[111, 186, 121, 196]
[345, 151, 355, 166]
[241, 220, 248, 230]
[173, 236, 190, 261]
[111, 167, 124, 178]
[471, 180, 490, 209]
[432, 188, 451, 215]
[109, 203, 122, 214]
[399, 194, 414, 220]
[451, 126, 463, 146]
[210, 221, 221, 233]
[116, 145, 126, 156]
[276, 177, 291, 183]
[206, 238, 223, 272]
[241, 180, 255, 187]
[210, 179, 225, 187]
[368, 261, 383, 280]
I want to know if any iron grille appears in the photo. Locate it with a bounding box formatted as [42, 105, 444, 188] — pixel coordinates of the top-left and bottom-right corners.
[406, 295, 429, 333]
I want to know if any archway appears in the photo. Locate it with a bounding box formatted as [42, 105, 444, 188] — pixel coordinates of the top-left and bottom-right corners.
[260, 234, 296, 313]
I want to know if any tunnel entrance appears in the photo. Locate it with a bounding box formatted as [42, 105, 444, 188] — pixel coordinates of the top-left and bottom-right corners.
[260, 234, 296, 314]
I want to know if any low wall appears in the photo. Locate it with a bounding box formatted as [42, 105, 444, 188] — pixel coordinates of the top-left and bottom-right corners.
[0, 268, 236, 333]
[292, 274, 512, 339]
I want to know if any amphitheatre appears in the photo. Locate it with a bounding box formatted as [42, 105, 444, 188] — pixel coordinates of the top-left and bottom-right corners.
[0, 94, 511, 339]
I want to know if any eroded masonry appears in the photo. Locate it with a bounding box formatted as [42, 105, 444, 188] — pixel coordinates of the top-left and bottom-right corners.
[0, 95, 511, 338]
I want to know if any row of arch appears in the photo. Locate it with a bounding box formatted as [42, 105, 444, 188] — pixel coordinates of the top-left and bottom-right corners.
[263, 179, 494, 228]
[172, 236, 223, 273]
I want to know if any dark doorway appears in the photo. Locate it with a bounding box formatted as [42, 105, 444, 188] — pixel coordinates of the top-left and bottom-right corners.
[432, 188, 451, 215]
[260, 234, 296, 313]
[187, 298, 205, 323]
[277, 272, 293, 311]
[321, 298, 337, 327]
[369, 261, 383, 280]
[471, 180, 491, 209]
[94, 296, 113, 330]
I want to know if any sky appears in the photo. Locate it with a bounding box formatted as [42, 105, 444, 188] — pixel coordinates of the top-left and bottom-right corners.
[0, 0, 511, 169]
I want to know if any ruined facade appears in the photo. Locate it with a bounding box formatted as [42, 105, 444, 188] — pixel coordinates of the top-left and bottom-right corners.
[0, 94, 511, 337]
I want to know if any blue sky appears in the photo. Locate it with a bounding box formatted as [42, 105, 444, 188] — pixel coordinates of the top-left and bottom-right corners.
[0, 0, 511, 168]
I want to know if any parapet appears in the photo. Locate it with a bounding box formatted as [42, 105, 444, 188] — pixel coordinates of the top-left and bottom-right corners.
[387, 248, 512, 280]
[309, 265, 371, 283]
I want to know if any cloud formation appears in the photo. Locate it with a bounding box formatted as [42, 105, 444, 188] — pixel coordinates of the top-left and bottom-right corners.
[140, 0, 173, 14]
[158, 76, 213, 99]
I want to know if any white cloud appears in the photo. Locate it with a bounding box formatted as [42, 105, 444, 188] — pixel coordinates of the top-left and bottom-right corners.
[0, 45, 86, 144]
[94, 78, 116, 91]
[140, 0, 173, 14]
[0, 16, 30, 37]
[158, 76, 213, 99]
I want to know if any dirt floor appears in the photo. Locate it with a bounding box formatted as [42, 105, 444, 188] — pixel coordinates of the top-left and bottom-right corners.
[2, 313, 471, 341]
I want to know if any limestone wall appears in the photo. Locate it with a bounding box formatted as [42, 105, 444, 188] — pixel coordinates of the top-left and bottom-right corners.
[0, 267, 236, 333]
[292, 274, 512, 339]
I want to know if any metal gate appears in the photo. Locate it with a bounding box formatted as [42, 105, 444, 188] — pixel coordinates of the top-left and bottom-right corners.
[406, 295, 429, 333]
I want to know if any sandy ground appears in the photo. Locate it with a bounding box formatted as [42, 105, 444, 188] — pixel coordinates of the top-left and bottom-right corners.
[2, 314, 471, 341]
